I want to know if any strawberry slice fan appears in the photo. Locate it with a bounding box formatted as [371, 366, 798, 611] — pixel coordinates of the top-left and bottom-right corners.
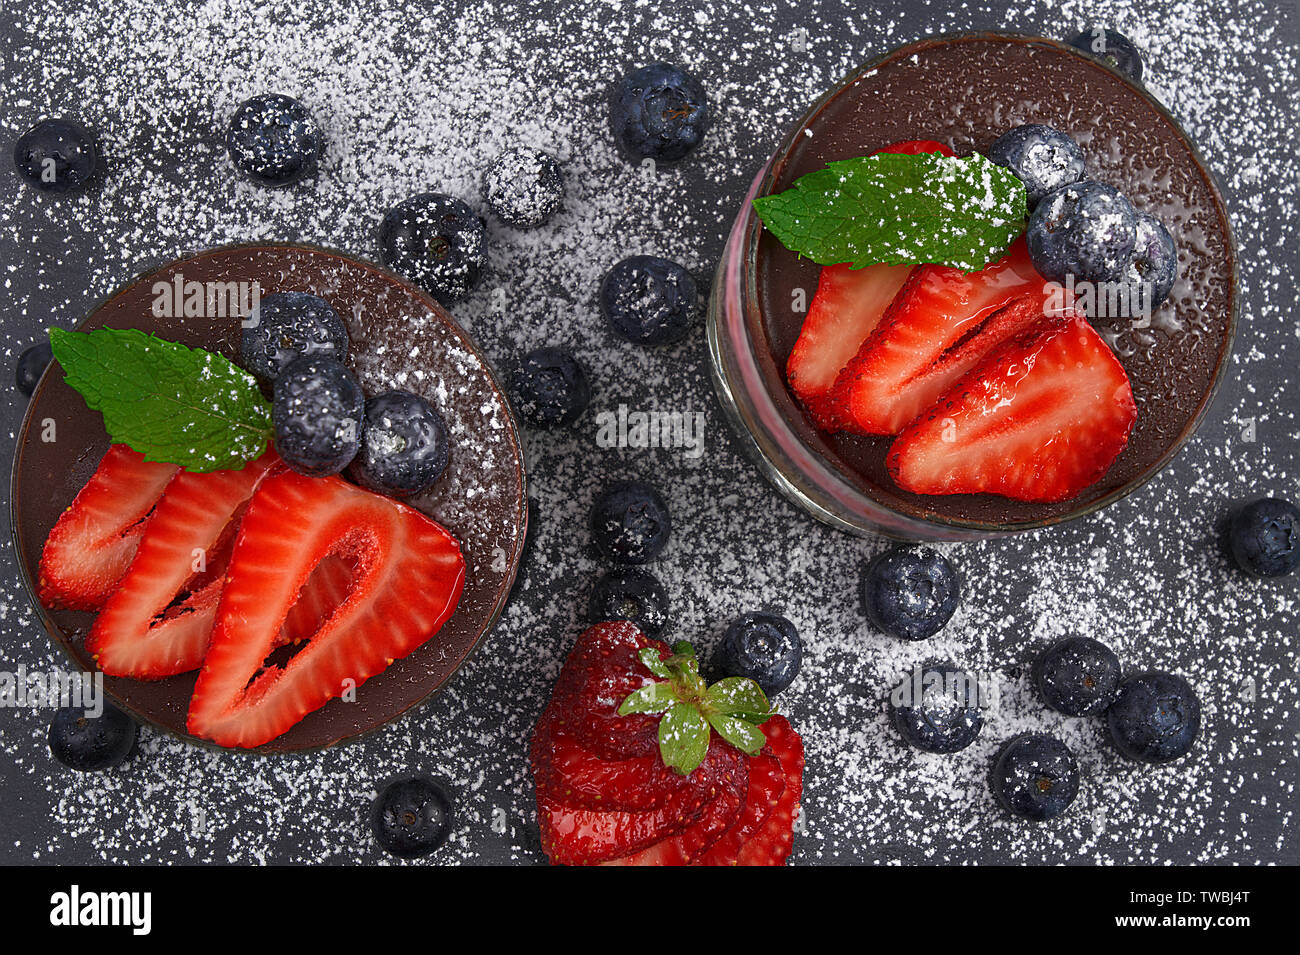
[187, 470, 465, 748]
[530, 622, 805, 866]
[38, 445, 179, 611]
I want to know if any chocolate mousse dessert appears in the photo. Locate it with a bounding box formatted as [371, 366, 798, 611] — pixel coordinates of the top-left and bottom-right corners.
[11, 245, 527, 751]
[745, 34, 1236, 530]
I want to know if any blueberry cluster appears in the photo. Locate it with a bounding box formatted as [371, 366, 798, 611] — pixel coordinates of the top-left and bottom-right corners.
[586, 480, 673, 637]
[236, 290, 451, 496]
[985, 122, 1179, 315]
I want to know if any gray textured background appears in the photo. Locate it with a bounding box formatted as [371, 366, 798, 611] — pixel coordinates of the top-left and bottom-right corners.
[0, 0, 1296, 865]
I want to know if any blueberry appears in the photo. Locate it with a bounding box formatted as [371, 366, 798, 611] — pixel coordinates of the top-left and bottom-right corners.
[590, 480, 671, 564]
[889, 663, 984, 754]
[225, 93, 322, 187]
[1106, 671, 1201, 763]
[371, 777, 453, 858]
[1106, 211, 1178, 317]
[861, 547, 960, 642]
[990, 734, 1080, 821]
[272, 355, 364, 477]
[610, 62, 710, 163]
[14, 119, 98, 194]
[1227, 498, 1298, 578]
[512, 347, 591, 427]
[1070, 28, 1144, 84]
[240, 291, 348, 380]
[348, 391, 450, 497]
[15, 341, 53, 397]
[589, 568, 669, 638]
[717, 612, 802, 697]
[1027, 181, 1138, 283]
[483, 146, 564, 227]
[48, 703, 137, 772]
[986, 124, 1085, 207]
[379, 193, 487, 306]
[1034, 636, 1122, 716]
[599, 255, 699, 345]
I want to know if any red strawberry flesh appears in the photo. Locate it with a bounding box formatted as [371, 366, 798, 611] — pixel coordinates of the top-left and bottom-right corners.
[186, 470, 465, 748]
[86, 449, 281, 679]
[38, 445, 179, 611]
[831, 236, 1044, 435]
[887, 312, 1137, 502]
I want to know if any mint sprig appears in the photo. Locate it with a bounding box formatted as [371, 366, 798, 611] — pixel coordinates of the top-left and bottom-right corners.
[618, 641, 773, 775]
[752, 151, 1027, 271]
[49, 327, 272, 473]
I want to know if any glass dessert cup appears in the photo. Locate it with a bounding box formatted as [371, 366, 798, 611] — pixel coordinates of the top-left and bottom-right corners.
[707, 32, 1238, 541]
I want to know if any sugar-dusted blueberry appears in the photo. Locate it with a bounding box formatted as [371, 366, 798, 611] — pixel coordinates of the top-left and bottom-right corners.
[861, 547, 960, 642]
[371, 777, 453, 858]
[600, 255, 699, 346]
[226, 93, 322, 187]
[1227, 497, 1299, 578]
[610, 62, 710, 164]
[1034, 635, 1122, 716]
[1027, 181, 1138, 283]
[590, 479, 671, 564]
[378, 192, 487, 305]
[240, 291, 348, 380]
[890, 663, 984, 753]
[484, 146, 564, 227]
[717, 611, 802, 697]
[1112, 211, 1178, 315]
[990, 734, 1080, 821]
[348, 391, 450, 497]
[272, 355, 364, 477]
[48, 702, 137, 771]
[1106, 671, 1201, 763]
[15, 341, 53, 397]
[986, 123, 1085, 207]
[512, 347, 591, 427]
[14, 118, 98, 194]
[589, 568, 670, 638]
[1070, 28, 1144, 83]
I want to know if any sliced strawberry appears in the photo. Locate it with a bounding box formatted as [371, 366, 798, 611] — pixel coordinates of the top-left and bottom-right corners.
[38, 446, 179, 611]
[831, 236, 1045, 435]
[533, 712, 744, 814]
[602, 771, 748, 866]
[85, 450, 281, 679]
[785, 139, 955, 428]
[547, 620, 665, 761]
[279, 554, 356, 645]
[787, 263, 914, 427]
[733, 715, 804, 866]
[887, 313, 1137, 502]
[536, 793, 705, 866]
[186, 471, 465, 748]
[693, 752, 785, 865]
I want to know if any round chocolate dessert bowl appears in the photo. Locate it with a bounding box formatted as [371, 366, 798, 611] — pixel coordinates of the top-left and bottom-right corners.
[707, 33, 1237, 540]
[11, 244, 528, 753]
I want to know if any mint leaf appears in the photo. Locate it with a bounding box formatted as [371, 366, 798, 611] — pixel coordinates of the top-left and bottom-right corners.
[49, 327, 272, 473]
[658, 703, 710, 775]
[705, 711, 767, 756]
[617, 681, 677, 716]
[752, 152, 1027, 271]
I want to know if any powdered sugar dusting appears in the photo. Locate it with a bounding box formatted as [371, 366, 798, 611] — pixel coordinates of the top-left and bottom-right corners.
[0, 0, 1296, 864]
